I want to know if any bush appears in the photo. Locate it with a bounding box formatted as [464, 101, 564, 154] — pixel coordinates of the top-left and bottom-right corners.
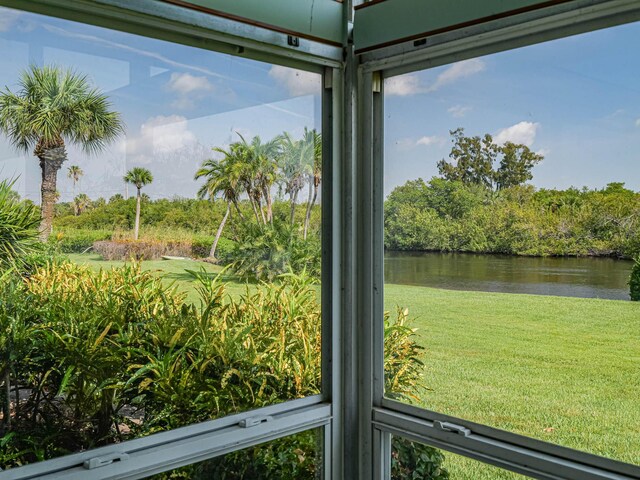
[227, 222, 321, 281]
[630, 257, 640, 301]
[0, 262, 445, 478]
[48, 229, 112, 253]
[93, 239, 193, 260]
[0, 179, 41, 270]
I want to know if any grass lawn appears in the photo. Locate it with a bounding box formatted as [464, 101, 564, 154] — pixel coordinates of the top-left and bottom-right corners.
[67, 254, 253, 302]
[67, 254, 639, 479]
[385, 284, 640, 479]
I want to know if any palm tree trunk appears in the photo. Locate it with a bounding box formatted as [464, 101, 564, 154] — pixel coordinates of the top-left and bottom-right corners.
[210, 201, 231, 259]
[257, 197, 267, 225]
[134, 188, 141, 240]
[232, 199, 245, 221]
[289, 190, 299, 226]
[263, 185, 273, 224]
[38, 146, 66, 241]
[303, 183, 318, 240]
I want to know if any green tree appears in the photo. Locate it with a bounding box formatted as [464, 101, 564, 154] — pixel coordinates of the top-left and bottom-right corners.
[123, 167, 153, 240]
[0, 65, 124, 240]
[67, 165, 84, 195]
[302, 129, 322, 240]
[495, 142, 543, 190]
[437, 128, 543, 191]
[438, 128, 496, 189]
[279, 132, 312, 226]
[72, 193, 91, 216]
[195, 157, 240, 260]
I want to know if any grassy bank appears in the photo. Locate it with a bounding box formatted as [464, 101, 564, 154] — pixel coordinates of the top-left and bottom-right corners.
[385, 284, 640, 479]
[67, 254, 639, 479]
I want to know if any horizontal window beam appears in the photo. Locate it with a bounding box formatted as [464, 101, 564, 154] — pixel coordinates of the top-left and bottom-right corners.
[373, 406, 640, 480]
[0, 0, 342, 70]
[2, 396, 328, 480]
[359, 0, 640, 75]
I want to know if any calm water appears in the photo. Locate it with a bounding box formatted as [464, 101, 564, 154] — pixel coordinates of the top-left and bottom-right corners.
[384, 252, 634, 300]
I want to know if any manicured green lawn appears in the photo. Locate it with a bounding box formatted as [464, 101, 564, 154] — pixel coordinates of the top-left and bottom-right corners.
[385, 284, 640, 479]
[66, 254, 251, 302]
[67, 254, 639, 479]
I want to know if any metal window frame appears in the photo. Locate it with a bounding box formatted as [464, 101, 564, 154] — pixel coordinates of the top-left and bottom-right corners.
[0, 1, 344, 479]
[356, 1, 640, 479]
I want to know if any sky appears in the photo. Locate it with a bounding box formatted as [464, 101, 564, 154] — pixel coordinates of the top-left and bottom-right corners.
[0, 6, 321, 202]
[0, 6, 639, 202]
[384, 21, 640, 196]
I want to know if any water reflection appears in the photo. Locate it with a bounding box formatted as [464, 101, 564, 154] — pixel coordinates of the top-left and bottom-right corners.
[384, 251, 633, 300]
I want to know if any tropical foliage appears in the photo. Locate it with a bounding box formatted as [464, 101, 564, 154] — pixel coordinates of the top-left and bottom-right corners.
[0, 261, 443, 478]
[194, 130, 321, 266]
[437, 128, 543, 191]
[0, 65, 124, 239]
[385, 178, 640, 258]
[0, 180, 40, 271]
[124, 167, 153, 240]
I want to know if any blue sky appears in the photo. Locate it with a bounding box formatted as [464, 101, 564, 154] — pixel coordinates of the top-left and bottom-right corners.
[384, 21, 640, 195]
[0, 6, 638, 202]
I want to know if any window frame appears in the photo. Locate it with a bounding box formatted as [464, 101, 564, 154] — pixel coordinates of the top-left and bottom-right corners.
[0, 1, 342, 478]
[357, 1, 640, 479]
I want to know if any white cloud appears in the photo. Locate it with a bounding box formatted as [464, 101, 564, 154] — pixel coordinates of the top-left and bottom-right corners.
[268, 66, 321, 97]
[167, 72, 213, 95]
[635, 118, 640, 127]
[416, 135, 444, 146]
[447, 105, 471, 118]
[385, 60, 485, 97]
[495, 121, 540, 147]
[0, 10, 21, 31]
[127, 115, 197, 164]
[428, 59, 486, 92]
[385, 75, 420, 96]
[166, 72, 214, 110]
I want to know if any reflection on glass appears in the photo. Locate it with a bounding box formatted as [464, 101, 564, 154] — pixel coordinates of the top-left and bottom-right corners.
[146, 429, 322, 480]
[383, 21, 640, 466]
[391, 436, 529, 480]
[0, 5, 321, 469]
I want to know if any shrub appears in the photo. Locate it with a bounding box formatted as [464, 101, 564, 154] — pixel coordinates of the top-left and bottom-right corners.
[227, 221, 321, 281]
[630, 257, 640, 301]
[93, 239, 193, 260]
[0, 262, 446, 478]
[48, 229, 112, 253]
[0, 179, 41, 270]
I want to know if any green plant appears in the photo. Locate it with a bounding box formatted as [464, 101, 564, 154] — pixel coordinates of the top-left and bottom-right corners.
[630, 257, 640, 301]
[227, 221, 320, 281]
[0, 261, 441, 477]
[124, 167, 153, 240]
[391, 437, 449, 480]
[0, 65, 124, 239]
[0, 179, 40, 270]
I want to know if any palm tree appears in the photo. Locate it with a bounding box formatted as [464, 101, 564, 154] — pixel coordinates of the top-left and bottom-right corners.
[195, 158, 239, 260]
[302, 129, 321, 239]
[279, 132, 312, 227]
[242, 134, 280, 225]
[0, 65, 124, 240]
[72, 193, 91, 216]
[123, 167, 153, 240]
[67, 165, 84, 195]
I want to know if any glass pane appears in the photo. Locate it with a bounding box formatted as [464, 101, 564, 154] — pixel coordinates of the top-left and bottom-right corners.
[391, 436, 529, 480]
[383, 21, 640, 466]
[146, 429, 323, 480]
[0, 5, 322, 469]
